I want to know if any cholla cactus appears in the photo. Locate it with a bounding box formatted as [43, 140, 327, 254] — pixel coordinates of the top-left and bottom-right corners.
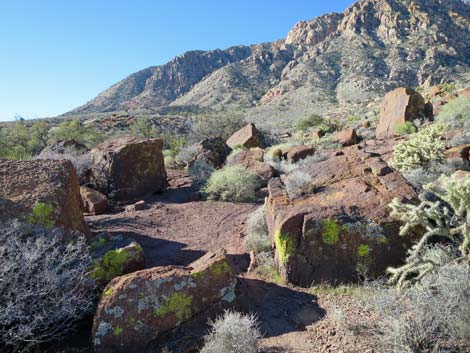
[389, 124, 445, 173]
[388, 175, 470, 289]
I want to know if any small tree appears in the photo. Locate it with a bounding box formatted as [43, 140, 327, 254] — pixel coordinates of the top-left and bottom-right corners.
[48, 118, 104, 148]
[191, 111, 245, 141]
[0, 221, 96, 352]
[129, 116, 160, 138]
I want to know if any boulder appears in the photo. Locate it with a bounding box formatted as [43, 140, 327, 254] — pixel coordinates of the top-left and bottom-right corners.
[92, 249, 236, 353]
[331, 129, 359, 146]
[445, 144, 470, 164]
[376, 87, 426, 139]
[39, 139, 89, 156]
[89, 137, 167, 201]
[0, 159, 89, 235]
[227, 149, 276, 185]
[90, 234, 145, 286]
[195, 137, 232, 168]
[265, 146, 418, 286]
[283, 145, 316, 163]
[226, 123, 263, 149]
[80, 186, 108, 215]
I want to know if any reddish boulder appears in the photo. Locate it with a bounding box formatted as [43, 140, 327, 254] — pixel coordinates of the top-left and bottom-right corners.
[265, 146, 418, 286]
[227, 149, 275, 185]
[283, 145, 316, 163]
[332, 129, 359, 146]
[89, 137, 167, 201]
[0, 159, 89, 235]
[92, 249, 236, 353]
[195, 137, 232, 168]
[80, 186, 108, 215]
[445, 144, 470, 164]
[226, 123, 262, 149]
[376, 87, 426, 139]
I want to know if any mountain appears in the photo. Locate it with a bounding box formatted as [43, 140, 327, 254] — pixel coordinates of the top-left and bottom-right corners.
[68, 0, 470, 131]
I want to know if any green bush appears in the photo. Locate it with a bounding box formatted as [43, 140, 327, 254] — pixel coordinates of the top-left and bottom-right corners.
[435, 96, 470, 130]
[395, 121, 417, 135]
[389, 125, 445, 173]
[244, 206, 271, 253]
[204, 166, 259, 202]
[48, 118, 104, 148]
[191, 111, 245, 141]
[0, 120, 50, 159]
[129, 116, 160, 138]
[295, 114, 323, 133]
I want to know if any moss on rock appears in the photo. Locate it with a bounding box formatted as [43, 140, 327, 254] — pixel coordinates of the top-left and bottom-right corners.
[275, 230, 296, 264]
[321, 219, 343, 245]
[155, 292, 193, 321]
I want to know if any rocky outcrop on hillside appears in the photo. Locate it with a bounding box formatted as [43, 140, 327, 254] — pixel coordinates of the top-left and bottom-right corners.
[68, 0, 470, 131]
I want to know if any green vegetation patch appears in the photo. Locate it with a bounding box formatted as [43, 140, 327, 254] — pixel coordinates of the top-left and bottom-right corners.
[27, 202, 55, 228]
[155, 292, 193, 321]
[91, 243, 143, 282]
[113, 326, 123, 336]
[321, 219, 343, 245]
[357, 244, 370, 257]
[395, 121, 417, 135]
[211, 260, 233, 276]
[274, 230, 296, 264]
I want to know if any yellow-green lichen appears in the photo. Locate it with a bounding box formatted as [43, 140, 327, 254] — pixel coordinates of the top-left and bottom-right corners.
[113, 326, 123, 336]
[155, 292, 193, 321]
[103, 287, 113, 298]
[90, 237, 107, 250]
[27, 202, 55, 228]
[357, 244, 370, 257]
[211, 260, 232, 276]
[91, 243, 143, 282]
[321, 219, 343, 245]
[275, 230, 296, 264]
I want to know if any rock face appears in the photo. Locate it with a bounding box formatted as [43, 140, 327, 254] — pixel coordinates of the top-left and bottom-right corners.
[0, 159, 89, 235]
[332, 129, 359, 146]
[226, 123, 263, 149]
[227, 149, 275, 185]
[92, 249, 236, 353]
[39, 139, 89, 156]
[195, 137, 232, 168]
[89, 137, 167, 200]
[80, 186, 108, 215]
[283, 145, 316, 163]
[376, 87, 426, 139]
[265, 145, 418, 286]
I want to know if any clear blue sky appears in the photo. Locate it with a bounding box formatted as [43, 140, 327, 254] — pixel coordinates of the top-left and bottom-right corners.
[0, 0, 355, 121]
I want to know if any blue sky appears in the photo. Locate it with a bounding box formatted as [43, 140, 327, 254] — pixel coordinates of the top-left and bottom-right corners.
[0, 0, 354, 121]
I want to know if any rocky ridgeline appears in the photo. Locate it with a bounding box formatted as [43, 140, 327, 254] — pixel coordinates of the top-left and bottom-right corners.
[66, 0, 470, 131]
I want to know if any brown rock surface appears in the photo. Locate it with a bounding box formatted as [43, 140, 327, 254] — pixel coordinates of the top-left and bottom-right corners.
[445, 144, 470, 164]
[89, 137, 167, 201]
[283, 145, 316, 163]
[0, 159, 89, 235]
[376, 87, 425, 139]
[226, 123, 262, 149]
[265, 145, 418, 286]
[80, 186, 108, 215]
[194, 137, 232, 168]
[92, 249, 236, 353]
[331, 129, 359, 146]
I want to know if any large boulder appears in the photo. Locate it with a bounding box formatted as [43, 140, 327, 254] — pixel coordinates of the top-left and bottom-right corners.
[89, 137, 167, 200]
[265, 146, 418, 286]
[332, 129, 359, 146]
[92, 249, 236, 353]
[282, 145, 316, 163]
[227, 149, 276, 185]
[376, 87, 426, 139]
[39, 139, 89, 156]
[226, 123, 263, 149]
[0, 159, 89, 235]
[194, 137, 232, 168]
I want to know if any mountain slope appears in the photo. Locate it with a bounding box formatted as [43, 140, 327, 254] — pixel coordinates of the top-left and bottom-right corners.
[69, 0, 470, 130]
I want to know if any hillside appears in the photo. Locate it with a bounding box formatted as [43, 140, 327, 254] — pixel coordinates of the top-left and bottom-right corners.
[68, 0, 470, 131]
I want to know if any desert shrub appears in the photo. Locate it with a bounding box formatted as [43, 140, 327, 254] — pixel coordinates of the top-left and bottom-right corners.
[0, 120, 50, 160]
[388, 175, 470, 289]
[129, 116, 160, 138]
[188, 159, 214, 188]
[204, 166, 259, 202]
[295, 114, 324, 133]
[244, 206, 270, 253]
[48, 118, 104, 148]
[284, 170, 315, 198]
[0, 221, 95, 352]
[191, 111, 245, 141]
[34, 151, 92, 179]
[176, 143, 199, 166]
[389, 124, 445, 173]
[450, 131, 470, 147]
[436, 96, 470, 130]
[366, 260, 470, 353]
[395, 121, 417, 135]
[200, 310, 262, 353]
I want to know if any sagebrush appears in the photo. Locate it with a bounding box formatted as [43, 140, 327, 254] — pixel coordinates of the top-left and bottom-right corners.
[204, 166, 259, 202]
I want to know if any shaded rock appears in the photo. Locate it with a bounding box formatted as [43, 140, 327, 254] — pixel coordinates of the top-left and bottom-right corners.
[39, 139, 89, 156]
[195, 137, 231, 168]
[90, 234, 145, 286]
[0, 159, 89, 235]
[283, 145, 316, 163]
[265, 146, 418, 286]
[226, 123, 262, 149]
[445, 144, 470, 165]
[92, 249, 236, 353]
[80, 186, 108, 215]
[331, 129, 359, 147]
[227, 149, 276, 185]
[89, 137, 167, 201]
[376, 87, 425, 139]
